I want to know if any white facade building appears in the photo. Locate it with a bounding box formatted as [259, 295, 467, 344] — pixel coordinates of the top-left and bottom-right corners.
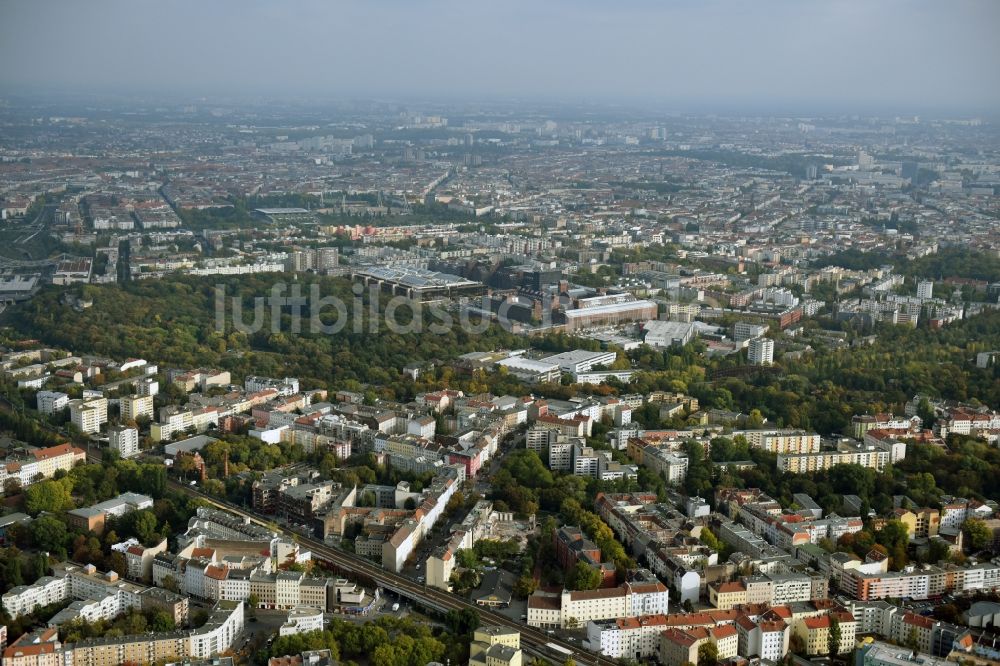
[109, 425, 140, 459]
[37, 391, 69, 415]
[68, 396, 108, 434]
[279, 606, 325, 636]
[748, 338, 774, 365]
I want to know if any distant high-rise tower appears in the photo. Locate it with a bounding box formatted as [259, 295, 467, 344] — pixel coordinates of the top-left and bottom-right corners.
[857, 149, 874, 170]
[806, 165, 818, 180]
[917, 280, 934, 300]
[748, 338, 775, 366]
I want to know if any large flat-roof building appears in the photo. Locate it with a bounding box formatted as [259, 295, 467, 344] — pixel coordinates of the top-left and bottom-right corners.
[540, 350, 618, 375]
[644, 320, 696, 348]
[857, 640, 951, 666]
[0, 275, 40, 303]
[353, 267, 484, 301]
[252, 208, 316, 224]
[563, 300, 658, 332]
[495, 356, 561, 384]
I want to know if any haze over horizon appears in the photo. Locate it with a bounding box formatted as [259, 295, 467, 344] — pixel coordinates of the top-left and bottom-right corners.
[2, 0, 999, 115]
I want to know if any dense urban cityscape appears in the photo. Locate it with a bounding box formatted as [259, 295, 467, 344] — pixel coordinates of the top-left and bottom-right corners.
[1, 3, 999, 666]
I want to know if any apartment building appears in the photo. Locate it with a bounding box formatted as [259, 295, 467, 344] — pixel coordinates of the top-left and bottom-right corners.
[937, 407, 1000, 438]
[736, 612, 790, 662]
[640, 447, 689, 484]
[426, 530, 469, 592]
[734, 321, 768, 342]
[845, 561, 1000, 601]
[710, 581, 747, 610]
[61, 600, 242, 665]
[0, 443, 86, 490]
[587, 608, 747, 661]
[68, 396, 108, 434]
[36, 391, 69, 415]
[245, 375, 300, 397]
[851, 413, 922, 439]
[469, 626, 522, 666]
[121, 394, 155, 422]
[171, 369, 231, 393]
[109, 425, 140, 459]
[748, 337, 774, 365]
[554, 526, 615, 588]
[153, 406, 195, 442]
[120, 540, 170, 584]
[525, 425, 559, 455]
[526, 578, 669, 628]
[2, 627, 63, 666]
[710, 573, 824, 610]
[885, 507, 941, 540]
[659, 625, 738, 666]
[588, 614, 672, 661]
[3, 561, 184, 630]
[734, 430, 820, 454]
[321, 466, 461, 574]
[278, 481, 337, 524]
[2, 575, 68, 618]
[777, 445, 891, 473]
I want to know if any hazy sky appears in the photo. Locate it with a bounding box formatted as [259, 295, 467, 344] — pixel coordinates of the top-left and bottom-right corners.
[2, 0, 999, 112]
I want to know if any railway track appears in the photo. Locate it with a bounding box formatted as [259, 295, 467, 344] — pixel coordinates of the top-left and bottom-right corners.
[165, 478, 611, 666]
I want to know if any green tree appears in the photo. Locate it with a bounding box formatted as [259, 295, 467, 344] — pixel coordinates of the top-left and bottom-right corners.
[828, 615, 841, 655]
[446, 491, 465, 515]
[4, 477, 22, 497]
[514, 574, 537, 598]
[130, 510, 160, 546]
[149, 610, 175, 632]
[876, 520, 911, 570]
[700, 527, 722, 552]
[162, 574, 180, 593]
[33, 551, 49, 580]
[5, 552, 23, 587]
[698, 641, 718, 666]
[108, 551, 127, 578]
[31, 515, 68, 553]
[927, 539, 951, 564]
[963, 518, 992, 552]
[566, 561, 602, 591]
[444, 608, 480, 636]
[24, 479, 74, 515]
[456, 549, 479, 569]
